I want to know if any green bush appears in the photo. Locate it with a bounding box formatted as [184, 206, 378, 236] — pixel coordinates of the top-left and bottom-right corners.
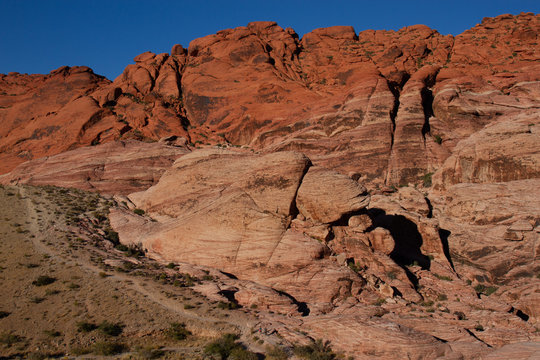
[166, 322, 191, 341]
[92, 341, 126, 355]
[217, 301, 239, 310]
[266, 345, 289, 360]
[204, 333, 249, 359]
[229, 347, 259, 360]
[437, 294, 448, 301]
[454, 311, 467, 320]
[474, 284, 498, 296]
[293, 339, 337, 360]
[43, 330, 61, 338]
[133, 208, 145, 215]
[32, 275, 56, 286]
[434, 273, 452, 281]
[76, 321, 97, 332]
[0, 333, 23, 347]
[134, 346, 165, 359]
[105, 229, 119, 243]
[98, 321, 124, 336]
[422, 172, 433, 187]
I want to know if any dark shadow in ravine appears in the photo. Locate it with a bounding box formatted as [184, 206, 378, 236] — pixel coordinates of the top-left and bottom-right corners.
[368, 209, 431, 270]
[438, 228, 455, 270]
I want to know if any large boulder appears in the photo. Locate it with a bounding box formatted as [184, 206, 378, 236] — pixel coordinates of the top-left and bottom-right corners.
[296, 166, 370, 223]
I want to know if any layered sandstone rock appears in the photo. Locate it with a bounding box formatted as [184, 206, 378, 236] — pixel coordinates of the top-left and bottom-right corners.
[1, 13, 537, 187]
[433, 113, 540, 188]
[296, 167, 369, 223]
[0, 140, 189, 194]
[110, 150, 367, 312]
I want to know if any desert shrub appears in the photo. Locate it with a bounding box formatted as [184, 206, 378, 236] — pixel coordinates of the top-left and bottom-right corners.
[434, 273, 452, 281]
[454, 311, 467, 320]
[134, 345, 165, 359]
[422, 172, 433, 187]
[433, 134, 443, 144]
[77, 321, 97, 332]
[30, 296, 45, 304]
[32, 275, 56, 286]
[133, 208, 145, 215]
[71, 346, 91, 355]
[125, 243, 145, 258]
[474, 284, 498, 296]
[346, 259, 360, 273]
[217, 301, 239, 310]
[0, 311, 10, 319]
[437, 294, 448, 301]
[105, 229, 119, 243]
[229, 347, 259, 360]
[266, 345, 289, 360]
[92, 341, 126, 355]
[43, 330, 61, 337]
[183, 273, 196, 286]
[293, 339, 337, 360]
[204, 333, 243, 359]
[0, 333, 23, 347]
[98, 321, 124, 336]
[167, 322, 191, 341]
[475, 324, 484, 331]
[115, 243, 129, 251]
[374, 298, 386, 306]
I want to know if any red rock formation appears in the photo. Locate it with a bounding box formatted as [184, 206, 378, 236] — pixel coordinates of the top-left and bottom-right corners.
[0, 13, 539, 359]
[1, 13, 538, 187]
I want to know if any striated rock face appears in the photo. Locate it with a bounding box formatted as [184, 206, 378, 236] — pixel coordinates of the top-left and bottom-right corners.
[433, 113, 540, 188]
[1, 13, 538, 187]
[296, 166, 369, 223]
[0, 140, 189, 194]
[105, 148, 538, 359]
[111, 149, 368, 311]
[0, 66, 110, 172]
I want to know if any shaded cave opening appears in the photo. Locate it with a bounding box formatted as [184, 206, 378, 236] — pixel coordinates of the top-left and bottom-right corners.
[367, 209, 431, 270]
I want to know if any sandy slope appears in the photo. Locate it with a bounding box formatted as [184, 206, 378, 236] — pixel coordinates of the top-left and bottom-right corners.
[0, 185, 266, 359]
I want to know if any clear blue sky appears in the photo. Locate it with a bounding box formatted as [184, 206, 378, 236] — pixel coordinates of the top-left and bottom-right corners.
[1, 1, 538, 80]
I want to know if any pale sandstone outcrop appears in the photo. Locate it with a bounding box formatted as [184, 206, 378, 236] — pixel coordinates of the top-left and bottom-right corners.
[433, 113, 540, 189]
[111, 150, 367, 311]
[0, 140, 189, 194]
[296, 166, 370, 223]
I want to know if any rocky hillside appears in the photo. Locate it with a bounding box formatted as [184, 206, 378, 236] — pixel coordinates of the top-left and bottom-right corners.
[0, 12, 539, 360]
[1, 13, 538, 186]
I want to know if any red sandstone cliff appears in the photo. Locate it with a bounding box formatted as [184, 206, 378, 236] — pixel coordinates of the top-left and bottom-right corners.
[1, 13, 538, 187]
